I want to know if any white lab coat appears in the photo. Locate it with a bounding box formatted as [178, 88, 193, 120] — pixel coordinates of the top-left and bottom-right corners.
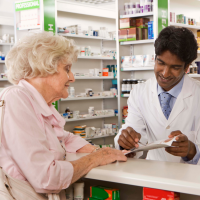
[115, 74, 200, 163]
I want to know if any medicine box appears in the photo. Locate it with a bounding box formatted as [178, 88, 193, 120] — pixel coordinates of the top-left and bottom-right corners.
[120, 18, 136, 29]
[142, 28, 148, 40]
[121, 56, 132, 68]
[148, 21, 154, 39]
[118, 29, 128, 42]
[127, 28, 136, 41]
[136, 28, 142, 40]
[90, 186, 120, 200]
[136, 18, 150, 28]
[143, 187, 180, 200]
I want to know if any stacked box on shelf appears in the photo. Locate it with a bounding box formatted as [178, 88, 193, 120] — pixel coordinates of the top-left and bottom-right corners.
[119, 17, 153, 42]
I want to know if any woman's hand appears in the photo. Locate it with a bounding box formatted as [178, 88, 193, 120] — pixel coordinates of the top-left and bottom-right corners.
[94, 147, 127, 166]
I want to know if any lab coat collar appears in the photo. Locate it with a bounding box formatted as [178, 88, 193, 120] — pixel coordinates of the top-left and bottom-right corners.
[18, 79, 65, 127]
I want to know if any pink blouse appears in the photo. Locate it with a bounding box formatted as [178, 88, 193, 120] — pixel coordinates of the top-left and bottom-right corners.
[0, 80, 88, 193]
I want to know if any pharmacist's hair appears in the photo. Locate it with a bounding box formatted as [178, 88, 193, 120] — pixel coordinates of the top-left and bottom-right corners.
[6, 31, 78, 84]
[155, 26, 198, 67]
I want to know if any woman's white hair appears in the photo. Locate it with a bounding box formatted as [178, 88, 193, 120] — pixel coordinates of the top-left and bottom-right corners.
[6, 31, 79, 84]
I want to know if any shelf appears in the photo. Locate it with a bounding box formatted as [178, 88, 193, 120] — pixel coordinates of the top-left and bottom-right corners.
[120, 12, 153, 19]
[64, 114, 117, 122]
[74, 76, 116, 79]
[121, 94, 130, 97]
[188, 74, 200, 77]
[78, 56, 116, 60]
[58, 33, 115, 41]
[0, 78, 8, 81]
[0, 61, 5, 63]
[121, 67, 154, 71]
[170, 22, 200, 30]
[0, 43, 13, 46]
[61, 96, 117, 101]
[120, 39, 154, 45]
[85, 133, 116, 140]
[198, 50, 200, 54]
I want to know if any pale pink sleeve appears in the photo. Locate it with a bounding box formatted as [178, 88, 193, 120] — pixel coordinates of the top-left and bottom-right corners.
[63, 131, 89, 153]
[3, 89, 74, 193]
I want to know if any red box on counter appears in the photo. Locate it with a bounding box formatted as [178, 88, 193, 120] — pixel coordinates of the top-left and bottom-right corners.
[143, 188, 180, 200]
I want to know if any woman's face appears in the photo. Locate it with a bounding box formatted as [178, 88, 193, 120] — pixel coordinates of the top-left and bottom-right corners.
[46, 60, 75, 102]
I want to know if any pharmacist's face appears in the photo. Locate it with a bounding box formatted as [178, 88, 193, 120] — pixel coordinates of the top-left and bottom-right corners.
[154, 50, 189, 91]
[46, 59, 75, 99]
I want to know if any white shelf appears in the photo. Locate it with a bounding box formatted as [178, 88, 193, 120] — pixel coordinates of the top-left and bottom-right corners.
[198, 50, 200, 54]
[0, 43, 13, 46]
[170, 22, 200, 30]
[74, 76, 116, 79]
[0, 61, 5, 63]
[58, 33, 115, 41]
[188, 74, 200, 77]
[120, 39, 155, 45]
[121, 94, 130, 97]
[61, 96, 117, 101]
[85, 134, 116, 140]
[0, 78, 8, 81]
[120, 12, 153, 19]
[78, 56, 116, 60]
[64, 114, 117, 122]
[121, 67, 154, 71]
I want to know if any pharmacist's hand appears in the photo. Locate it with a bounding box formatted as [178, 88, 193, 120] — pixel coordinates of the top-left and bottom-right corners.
[96, 147, 127, 166]
[118, 127, 141, 150]
[165, 131, 196, 160]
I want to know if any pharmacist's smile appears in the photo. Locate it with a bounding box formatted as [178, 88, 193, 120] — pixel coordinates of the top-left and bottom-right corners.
[158, 75, 173, 83]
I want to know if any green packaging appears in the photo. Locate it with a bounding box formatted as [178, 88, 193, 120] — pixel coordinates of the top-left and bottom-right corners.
[88, 198, 101, 200]
[90, 186, 120, 200]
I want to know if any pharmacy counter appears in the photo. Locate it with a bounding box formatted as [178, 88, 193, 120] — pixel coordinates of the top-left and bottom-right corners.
[67, 153, 200, 196]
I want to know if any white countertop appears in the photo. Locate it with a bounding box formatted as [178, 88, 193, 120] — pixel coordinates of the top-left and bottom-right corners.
[66, 153, 200, 196]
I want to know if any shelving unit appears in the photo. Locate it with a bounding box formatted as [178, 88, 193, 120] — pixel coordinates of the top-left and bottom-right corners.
[64, 114, 117, 122]
[58, 33, 115, 41]
[61, 96, 117, 101]
[170, 22, 200, 30]
[78, 56, 116, 60]
[120, 39, 155, 45]
[188, 74, 200, 78]
[121, 94, 130, 97]
[121, 67, 154, 71]
[0, 61, 5, 63]
[0, 43, 13, 46]
[74, 76, 116, 79]
[85, 133, 116, 140]
[120, 12, 153, 19]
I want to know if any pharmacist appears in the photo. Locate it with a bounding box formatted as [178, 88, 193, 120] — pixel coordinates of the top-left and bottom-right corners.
[115, 26, 200, 164]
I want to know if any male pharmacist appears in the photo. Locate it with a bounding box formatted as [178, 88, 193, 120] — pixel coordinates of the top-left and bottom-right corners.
[115, 26, 200, 164]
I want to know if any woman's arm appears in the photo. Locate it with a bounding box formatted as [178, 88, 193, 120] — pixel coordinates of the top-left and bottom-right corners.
[70, 147, 127, 184]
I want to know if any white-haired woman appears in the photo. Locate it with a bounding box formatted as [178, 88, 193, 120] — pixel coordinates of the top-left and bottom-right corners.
[0, 32, 127, 200]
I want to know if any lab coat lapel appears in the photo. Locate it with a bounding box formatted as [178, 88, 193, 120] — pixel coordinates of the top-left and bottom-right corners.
[167, 74, 193, 126]
[150, 78, 167, 122]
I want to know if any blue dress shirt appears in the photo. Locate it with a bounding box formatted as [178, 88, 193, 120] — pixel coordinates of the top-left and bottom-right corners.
[157, 75, 200, 164]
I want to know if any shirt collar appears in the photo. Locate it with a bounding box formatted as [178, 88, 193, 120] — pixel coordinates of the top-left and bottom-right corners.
[157, 75, 185, 98]
[18, 79, 65, 127]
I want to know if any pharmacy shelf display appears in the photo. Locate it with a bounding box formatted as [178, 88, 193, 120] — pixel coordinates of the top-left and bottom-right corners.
[58, 33, 115, 41]
[64, 114, 117, 122]
[121, 67, 154, 71]
[170, 22, 200, 30]
[74, 76, 116, 79]
[61, 96, 117, 101]
[55, 0, 118, 147]
[120, 39, 155, 45]
[85, 133, 116, 140]
[120, 12, 153, 19]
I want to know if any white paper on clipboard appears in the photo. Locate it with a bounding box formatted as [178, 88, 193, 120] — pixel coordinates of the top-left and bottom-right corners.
[124, 137, 177, 155]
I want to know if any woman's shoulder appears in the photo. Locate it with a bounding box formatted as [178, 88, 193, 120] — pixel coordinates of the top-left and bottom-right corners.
[0, 85, 34, 105]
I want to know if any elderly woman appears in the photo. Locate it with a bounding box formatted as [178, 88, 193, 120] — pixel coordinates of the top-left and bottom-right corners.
[0, 32, 126, 199]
